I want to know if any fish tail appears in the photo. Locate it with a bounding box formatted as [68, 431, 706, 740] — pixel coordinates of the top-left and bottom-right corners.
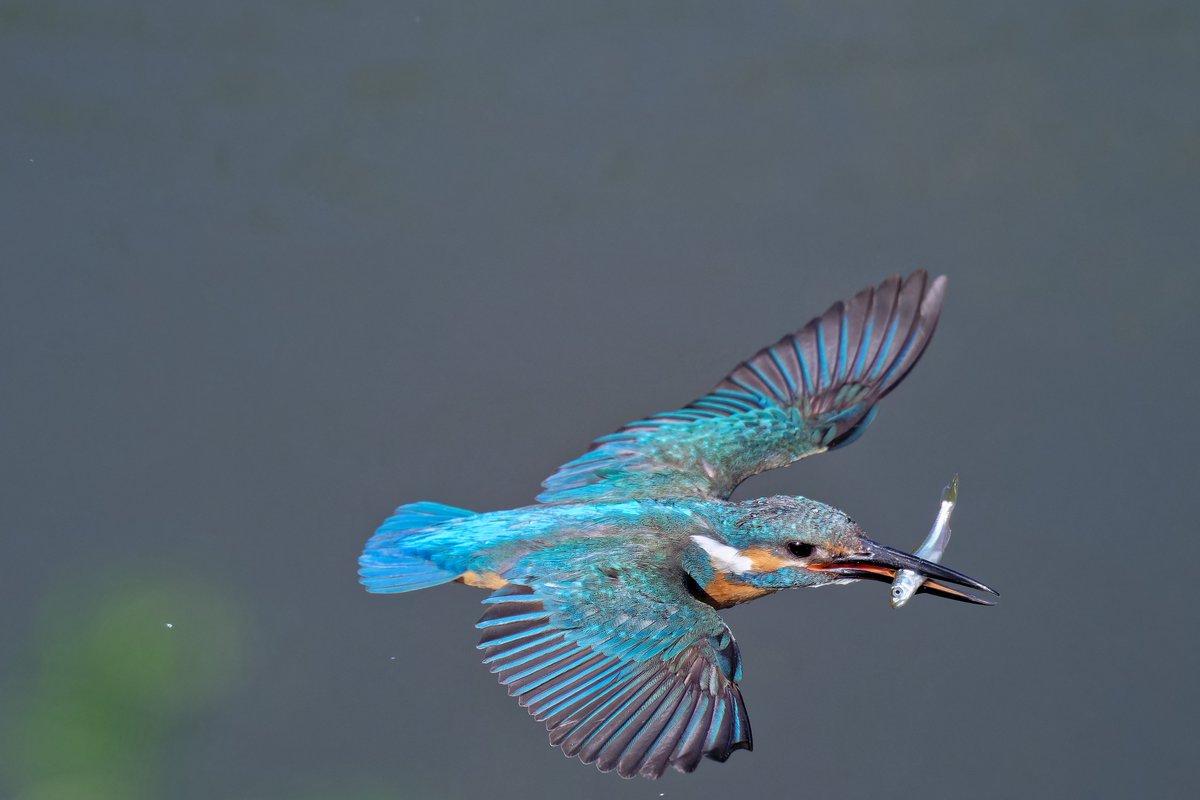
[358, 501, 475, 593]
[943, 474, 959, 504]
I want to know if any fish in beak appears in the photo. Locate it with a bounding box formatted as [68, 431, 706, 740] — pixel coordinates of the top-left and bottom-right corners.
[809, 538, 998, 605]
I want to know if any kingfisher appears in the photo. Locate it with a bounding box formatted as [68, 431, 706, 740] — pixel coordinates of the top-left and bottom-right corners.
[359, 271, 997, 779]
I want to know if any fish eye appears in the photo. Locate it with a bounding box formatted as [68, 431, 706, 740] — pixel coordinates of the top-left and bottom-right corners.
[891, 586, 904, 597]
[786, 541, 814, 559]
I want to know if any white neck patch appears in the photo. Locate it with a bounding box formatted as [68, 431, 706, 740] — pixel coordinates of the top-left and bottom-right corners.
[690, 535, 752, 574]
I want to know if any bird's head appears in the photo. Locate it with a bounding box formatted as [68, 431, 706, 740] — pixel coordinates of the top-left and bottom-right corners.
[686, 495, 995, 608]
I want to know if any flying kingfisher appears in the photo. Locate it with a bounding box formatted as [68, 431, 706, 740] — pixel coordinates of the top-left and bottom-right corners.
[359, 271, 997, 779]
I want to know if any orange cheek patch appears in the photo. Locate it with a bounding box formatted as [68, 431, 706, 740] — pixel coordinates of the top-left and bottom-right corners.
[740, 547, 793, 572]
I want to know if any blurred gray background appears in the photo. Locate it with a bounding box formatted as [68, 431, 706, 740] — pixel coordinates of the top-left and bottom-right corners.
[2, 2, 1197, 798]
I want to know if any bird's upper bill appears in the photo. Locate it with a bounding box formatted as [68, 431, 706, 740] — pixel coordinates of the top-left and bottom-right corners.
[808, 537, 998, 605]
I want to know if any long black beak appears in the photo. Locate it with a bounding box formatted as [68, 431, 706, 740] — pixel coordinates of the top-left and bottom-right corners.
[809, 538, 998, 603]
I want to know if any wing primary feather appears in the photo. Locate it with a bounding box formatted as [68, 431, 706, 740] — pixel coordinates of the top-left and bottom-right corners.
[533, 658, 623, 718]
[605, 681, 686, 777]
[590, 675, 672, 771]
[869, 271, 924, 379]
[862, 273, 902, 379]
[868, 301, 903, 380]
[670, 693, 714, 773]
[818, 302, 843, 390]
[546, 671, 632, 747]
[703, 694, 733, 761]
[486, 635, 572, 671]
[580, 673, 671, 768]
[727, 686, 753, 751]
[615, 681, 689, 778]
[766, 346, 799, 395]
[691, 398, 746, 413]
[725, 375, 769, 403]
[499, 642, 585, 684]
[529, 657, 621, 711]
[638, 689, 699, 778]
[557, 665, 656, 742]
[814, 318, 829, 390]
[745, 358, 788, 404]
[708, 389, 762, 409]
[879, 318, 926, 387]
[476, 609, 548, 627]
[879, 276, 946, 389]
[848, 286, 875, 379]
[788, 333, 814, 395]
[836, 302, 849, 382]
[480, 629, 560, 659]
[797, 324, 823, 397]
[558, 668, 661, 756]
[478, 622, 557, 648]
[506, 650, 606, 695]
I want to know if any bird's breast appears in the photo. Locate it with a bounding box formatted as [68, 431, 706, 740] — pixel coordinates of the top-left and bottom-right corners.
[702, 574, 778, 608]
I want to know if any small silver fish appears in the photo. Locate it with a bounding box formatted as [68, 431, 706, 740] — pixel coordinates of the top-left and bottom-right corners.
[890, 475, 958, 608]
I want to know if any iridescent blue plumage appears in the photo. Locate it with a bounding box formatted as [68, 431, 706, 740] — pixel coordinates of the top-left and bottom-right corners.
[358, 271, 997, 779]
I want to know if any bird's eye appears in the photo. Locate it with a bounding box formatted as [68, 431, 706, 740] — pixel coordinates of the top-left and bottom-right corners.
[787, 541, 814, 559]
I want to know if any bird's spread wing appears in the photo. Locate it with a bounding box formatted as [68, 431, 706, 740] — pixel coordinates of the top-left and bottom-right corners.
[538, 271, 946, 502]
[476, 550, 750, 778]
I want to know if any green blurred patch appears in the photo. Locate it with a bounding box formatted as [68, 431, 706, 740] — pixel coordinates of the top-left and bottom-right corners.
[6, 576, 244, 800]
[4, 577, 428, 800]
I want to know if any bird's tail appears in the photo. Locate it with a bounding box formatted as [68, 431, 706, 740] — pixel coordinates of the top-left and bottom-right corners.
[358, 501, 475, 593]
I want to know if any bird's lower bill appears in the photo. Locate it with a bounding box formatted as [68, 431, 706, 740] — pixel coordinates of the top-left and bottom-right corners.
[808, 538, 998, 606]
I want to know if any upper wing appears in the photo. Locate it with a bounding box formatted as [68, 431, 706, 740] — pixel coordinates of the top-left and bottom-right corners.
[538, 271, 946, 503]
[477, 547, 751, 778]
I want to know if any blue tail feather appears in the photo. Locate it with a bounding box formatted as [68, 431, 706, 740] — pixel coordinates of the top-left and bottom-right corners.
[359, 501, 475, 593]
[375, 501, 475, 533]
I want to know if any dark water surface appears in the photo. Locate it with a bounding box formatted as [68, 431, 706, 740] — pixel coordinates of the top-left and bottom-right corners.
[3, 2, 1198, 798]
